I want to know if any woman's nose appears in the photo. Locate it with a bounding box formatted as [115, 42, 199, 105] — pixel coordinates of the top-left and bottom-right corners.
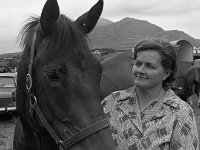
[137, 64, 145, 72]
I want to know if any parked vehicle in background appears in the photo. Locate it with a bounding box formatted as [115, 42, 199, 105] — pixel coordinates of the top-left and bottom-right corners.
[0, 72, 17, 114]
[170, 40, 194, 96]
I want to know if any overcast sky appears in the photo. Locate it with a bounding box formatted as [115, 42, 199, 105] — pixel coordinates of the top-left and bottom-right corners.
[0, 0, 200, 54]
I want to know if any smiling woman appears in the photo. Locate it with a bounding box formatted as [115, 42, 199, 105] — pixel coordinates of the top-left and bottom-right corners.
[102, 38, 199, 150]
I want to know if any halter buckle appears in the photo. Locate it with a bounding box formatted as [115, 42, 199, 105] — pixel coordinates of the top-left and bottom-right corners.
[58, 141, 64, 150]
[59, 146, 64, 150]
[29, 95, 37, 116]
[30, 95, 37, 109]
[26, 74, 33, 92]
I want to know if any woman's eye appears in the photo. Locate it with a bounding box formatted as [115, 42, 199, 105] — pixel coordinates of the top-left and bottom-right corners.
[134, 61, 141, 67]
[146, 64, 156, 69]
[45, 70, 59, 81]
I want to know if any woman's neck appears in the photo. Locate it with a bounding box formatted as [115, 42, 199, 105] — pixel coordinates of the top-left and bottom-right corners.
[136, 85, 165, 111]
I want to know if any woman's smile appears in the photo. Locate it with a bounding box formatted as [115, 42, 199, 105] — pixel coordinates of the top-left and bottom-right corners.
[135, 75, 147, 79]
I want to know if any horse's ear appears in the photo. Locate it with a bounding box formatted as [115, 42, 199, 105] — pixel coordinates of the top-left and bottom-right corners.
[75, 0, 103, 34]
[40, 0, 59, 36]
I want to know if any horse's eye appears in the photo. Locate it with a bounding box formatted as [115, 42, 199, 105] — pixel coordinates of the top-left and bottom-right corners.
[45, 69, 59, 81]
[58, 64, 67, 74]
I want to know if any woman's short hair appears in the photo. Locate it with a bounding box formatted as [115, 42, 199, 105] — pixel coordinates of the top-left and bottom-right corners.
[133, 38, 177, 90]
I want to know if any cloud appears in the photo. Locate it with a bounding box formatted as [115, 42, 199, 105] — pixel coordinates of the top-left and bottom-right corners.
[103, 0, 200, 17]
[0, 0, 199, 54]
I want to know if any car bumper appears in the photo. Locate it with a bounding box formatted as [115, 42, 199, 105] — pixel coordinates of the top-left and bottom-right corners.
[0, 106, 16, 113]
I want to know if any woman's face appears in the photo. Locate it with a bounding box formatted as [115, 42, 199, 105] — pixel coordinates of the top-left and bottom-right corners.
[132, 50, 168, 90]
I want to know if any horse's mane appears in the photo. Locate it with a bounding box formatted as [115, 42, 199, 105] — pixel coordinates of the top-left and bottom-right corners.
[18, 15, 89, 57]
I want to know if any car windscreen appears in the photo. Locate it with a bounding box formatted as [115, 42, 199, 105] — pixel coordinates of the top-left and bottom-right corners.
[0, 77, 15, 87]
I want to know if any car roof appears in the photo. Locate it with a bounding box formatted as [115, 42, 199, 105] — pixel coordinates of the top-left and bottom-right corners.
[0, 72, 17, 78]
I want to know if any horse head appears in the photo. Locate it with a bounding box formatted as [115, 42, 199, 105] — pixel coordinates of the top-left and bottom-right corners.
[14, 0, 115, 149]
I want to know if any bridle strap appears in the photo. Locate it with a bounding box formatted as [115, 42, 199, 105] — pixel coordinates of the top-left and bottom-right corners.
[30, 95, 111, 149]
[33, 95, 111, 149]
[26, 30, 62, 144]
[60, 118, 110, 149]
[28, 32, 36, 75]
[33, 99, 63, 144]
[26, 32, 36, 92]
[26, 29, 111, 149]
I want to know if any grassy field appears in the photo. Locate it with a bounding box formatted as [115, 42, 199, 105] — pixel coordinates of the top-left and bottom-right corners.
[0, 115, 16, 150]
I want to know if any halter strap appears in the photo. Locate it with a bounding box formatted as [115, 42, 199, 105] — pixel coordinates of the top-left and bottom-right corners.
[28, 32, 36, 75]
[26, 31, 36, 92]
[26, 28, 111, 150]
[60, 118, 110, 149]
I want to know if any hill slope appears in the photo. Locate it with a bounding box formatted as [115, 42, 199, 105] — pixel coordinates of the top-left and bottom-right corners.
[89, 17, 200, 50]
[0, 17, 200, 58]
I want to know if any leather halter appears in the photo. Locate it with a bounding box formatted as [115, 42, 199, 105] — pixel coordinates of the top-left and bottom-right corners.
[26, 29, 111, 150]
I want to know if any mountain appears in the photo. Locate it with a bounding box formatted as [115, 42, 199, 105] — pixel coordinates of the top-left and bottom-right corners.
[89, 17, 200, 50]
[96, 18, 113, 26]
[0, 51, 22, 59]
[156, 30, 200, 47]
[196, 39, 200, 44]
[0, 51, 22, 68]
[0, 17, 200, 58]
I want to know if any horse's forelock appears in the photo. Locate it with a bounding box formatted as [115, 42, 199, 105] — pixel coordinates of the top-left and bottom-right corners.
[19, 15, 88, 52]
[18, 15, 91, 74]
[50, 15, 89, 53]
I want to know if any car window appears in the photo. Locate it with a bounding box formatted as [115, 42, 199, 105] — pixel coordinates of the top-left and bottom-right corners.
[0, 77, 15, 87]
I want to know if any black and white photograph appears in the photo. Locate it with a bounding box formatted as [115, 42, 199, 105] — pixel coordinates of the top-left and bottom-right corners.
[0, 0, 199, 149]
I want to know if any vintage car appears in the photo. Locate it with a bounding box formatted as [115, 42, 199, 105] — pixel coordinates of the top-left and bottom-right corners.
[0, 72, 17, 114]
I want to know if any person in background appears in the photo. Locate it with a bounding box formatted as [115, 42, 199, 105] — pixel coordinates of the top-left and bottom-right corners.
[102, 38, 199, 150]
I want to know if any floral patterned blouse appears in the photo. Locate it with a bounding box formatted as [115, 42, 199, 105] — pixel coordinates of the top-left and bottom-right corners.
[102, 86, 199, 150]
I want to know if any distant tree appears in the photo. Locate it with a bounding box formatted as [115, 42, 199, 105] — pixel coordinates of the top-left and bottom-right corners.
[6, 58, 18, 70]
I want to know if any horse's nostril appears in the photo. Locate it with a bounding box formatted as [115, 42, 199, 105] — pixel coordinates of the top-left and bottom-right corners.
[64, 128, 69, 134]
[61, 118, 70, 123]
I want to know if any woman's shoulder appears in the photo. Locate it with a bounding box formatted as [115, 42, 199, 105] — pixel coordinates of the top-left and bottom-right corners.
[163, 89, 193, 112]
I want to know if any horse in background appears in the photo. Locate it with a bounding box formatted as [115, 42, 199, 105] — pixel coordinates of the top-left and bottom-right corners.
[99, 51, 134, 100]
[181, 65, 200, 107]
[13, 0, 115, 149]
